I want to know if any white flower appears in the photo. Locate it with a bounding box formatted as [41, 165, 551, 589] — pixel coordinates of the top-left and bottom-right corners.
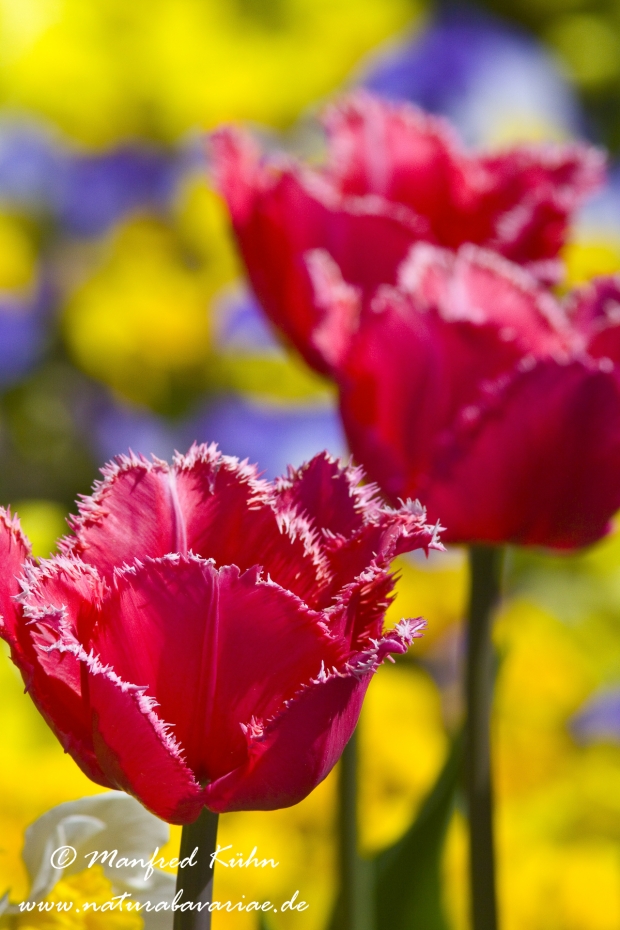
[5, 792, 176, 930]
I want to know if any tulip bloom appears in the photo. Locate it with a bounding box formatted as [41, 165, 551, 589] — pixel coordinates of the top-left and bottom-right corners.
[304, 244, 620, 548]
[0, 446, 440, 824]
[212, 91, 603, 374]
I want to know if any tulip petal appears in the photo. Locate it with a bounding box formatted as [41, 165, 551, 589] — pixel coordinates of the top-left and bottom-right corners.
[325, 566, 396, 649]
[481, 144, 605, 265]
[275, 452, 442, 608]
[325, 92, 604, 260]
[65, 446, 330, 605]
[423, 358, 620, 546]
[206, 672, 367, 811]
[214, 94, 602, 382]
[73, 646, 204, 824]
[204, 618, 423, 811]
[62, 454, 180, 577]
[91, 555, 345, 783]
[211, 126, 429, 374]
[324, 91, 478, 237]
[570, 275, 620, 362]
[0, 508, 31, 650]
[323, 503, 443, 613]
[398, 243, 569, 355]
[275, 451, 376, 539]
[173, 444, 330, 603]
[13, 558, 112, 786]
[336, 281, 526, 503]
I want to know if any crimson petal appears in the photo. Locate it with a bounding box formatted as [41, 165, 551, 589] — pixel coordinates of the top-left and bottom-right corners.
[61, 638, 204, 824]
[61, 455, 181, 577]
[13, 558, 111, 786]
[64, 446, 329, 605]
[211, 126, 430, 374]
[336, 280, 528, 502]
[204, 619, 423, 812]
[423, 358, 620, 546]
[91, 555, 345, 783]
[0, 508, 31, 651]
[325, 92, 604, 261]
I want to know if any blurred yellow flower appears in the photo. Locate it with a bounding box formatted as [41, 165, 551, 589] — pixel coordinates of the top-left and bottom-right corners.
[11, 499, 67, 557]
[0, 214, 37, 293]
[4, 867, 143, 930]
[173, 178, 239, 286]
[0, 0, 422, 146]
[546, 14, 620, 92]
[0, 640, 98, 900]
[358, 663, 447, 853]
[384, 550, 467, 651]
[62, 217, 213, 409]
[562, 238, 620, 289]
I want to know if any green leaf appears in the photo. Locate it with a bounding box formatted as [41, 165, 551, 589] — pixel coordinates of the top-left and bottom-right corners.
[374, 731, 463, 930]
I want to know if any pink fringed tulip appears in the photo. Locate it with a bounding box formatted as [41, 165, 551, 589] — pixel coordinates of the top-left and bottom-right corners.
[307, 244, 620, 548]
[212, 92, 603, 375]
[0, 446, 441, 824]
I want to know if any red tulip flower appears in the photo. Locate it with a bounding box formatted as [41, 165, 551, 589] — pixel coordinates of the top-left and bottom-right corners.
[305, 243, 620, 548]
[212, 91, 603, 375]
[0, 446, 440, 824]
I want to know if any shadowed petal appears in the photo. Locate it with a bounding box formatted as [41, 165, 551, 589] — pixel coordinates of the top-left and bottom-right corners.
[14, 558, 111, 786]
[203, 618, 423, 812]
[49, 626, 204, 824]
[206, 673, 367, 811]
[423, 358, 620, 546]
[336, 282, 525, 502]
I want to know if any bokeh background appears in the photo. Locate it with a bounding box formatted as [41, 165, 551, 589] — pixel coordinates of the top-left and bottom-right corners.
[2, 0, 620, 927]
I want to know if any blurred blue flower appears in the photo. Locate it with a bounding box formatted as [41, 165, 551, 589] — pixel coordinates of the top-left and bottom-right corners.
[575, 164, 620, 239]
[90, 392, 347, 480]
[213, 286, 280, 353]
[571, 688, 620, 743]
[55, 145, 177, 236]
[0, 121, 177, 234]
[0, 122, 62, 210]
[184, 395, 347, 479]
[0, 280, 52, 388]
[362, 8, 581, 145]
[92, 397, 180, 463]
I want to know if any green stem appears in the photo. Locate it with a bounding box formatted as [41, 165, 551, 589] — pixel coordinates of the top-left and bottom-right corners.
[173, 807, 220, 930]
[338, 727, 374, 930]
[465, 545, 503, 930]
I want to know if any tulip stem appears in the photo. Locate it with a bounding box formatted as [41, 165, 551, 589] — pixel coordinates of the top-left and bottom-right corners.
[173, 807, 219, 930]
[466, 545, 503, 930]
[338, 728, 374, 930]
